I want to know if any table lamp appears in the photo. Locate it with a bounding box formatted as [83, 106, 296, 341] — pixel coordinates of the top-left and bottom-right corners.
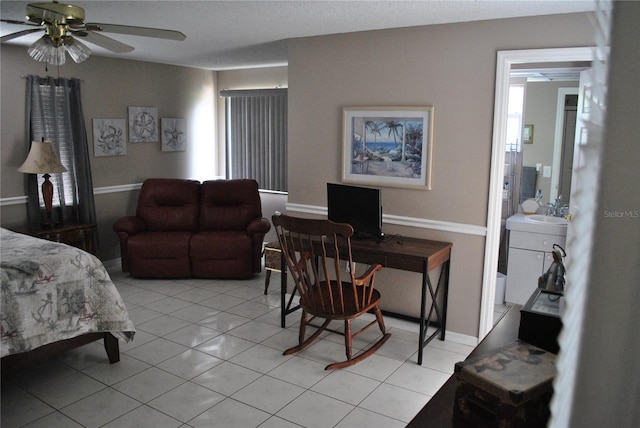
[18, 140, 67, 227]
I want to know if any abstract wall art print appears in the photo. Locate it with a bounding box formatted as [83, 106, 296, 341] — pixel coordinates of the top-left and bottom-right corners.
[93, 118, 127, 156]
[128, 106, 158, 143]
[161, 118, 187, 152]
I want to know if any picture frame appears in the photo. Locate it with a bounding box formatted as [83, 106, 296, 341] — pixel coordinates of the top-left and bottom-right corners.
[128, 106, 158, 143]
[92, 118, 126, 156]
[161, 118, 187, 152]
[342, 106, 434, 190]
[523, 124, 534, 144]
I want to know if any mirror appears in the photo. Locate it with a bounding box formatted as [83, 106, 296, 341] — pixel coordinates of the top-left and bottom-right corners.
[510, 65, 589, 207]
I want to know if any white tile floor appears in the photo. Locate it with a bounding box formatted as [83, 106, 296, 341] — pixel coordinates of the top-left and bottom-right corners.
[1, 267, 479, 428]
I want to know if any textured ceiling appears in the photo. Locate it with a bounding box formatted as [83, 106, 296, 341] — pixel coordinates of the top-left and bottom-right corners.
[1, 1, 596, 70]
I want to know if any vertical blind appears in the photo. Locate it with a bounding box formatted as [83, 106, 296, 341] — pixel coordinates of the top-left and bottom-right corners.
[221, 88, 287, 192]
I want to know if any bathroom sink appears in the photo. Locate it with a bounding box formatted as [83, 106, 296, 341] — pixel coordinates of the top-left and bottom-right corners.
[506, 213, 568, 235]
[526, 214, 568, 225]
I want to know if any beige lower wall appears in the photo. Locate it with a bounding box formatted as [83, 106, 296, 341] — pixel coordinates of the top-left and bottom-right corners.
[373, 224, 485, 336]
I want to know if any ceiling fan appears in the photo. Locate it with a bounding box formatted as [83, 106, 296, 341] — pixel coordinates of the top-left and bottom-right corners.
[1, 1, 186, 65]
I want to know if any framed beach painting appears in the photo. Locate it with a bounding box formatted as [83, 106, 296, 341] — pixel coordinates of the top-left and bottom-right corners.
[342, 106, 434, 190]
[92, 118, 126, 156]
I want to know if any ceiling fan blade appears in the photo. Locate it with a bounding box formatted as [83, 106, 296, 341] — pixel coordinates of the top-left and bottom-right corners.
[1, 18, 38, 26]
[86, 23, 186, 41]
[1, 28, 42, 42]
[75, 30, 134, 53]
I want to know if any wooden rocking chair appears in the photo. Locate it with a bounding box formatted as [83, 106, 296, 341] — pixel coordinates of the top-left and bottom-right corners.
[272, 213, 391, 370]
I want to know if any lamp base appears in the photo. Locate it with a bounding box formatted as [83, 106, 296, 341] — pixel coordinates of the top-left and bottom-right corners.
[40, 175, 59, 228]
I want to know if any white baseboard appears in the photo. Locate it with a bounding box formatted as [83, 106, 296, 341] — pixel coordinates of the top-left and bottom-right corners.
[444, 330, 479, 347]
[360, 311, 479, 346]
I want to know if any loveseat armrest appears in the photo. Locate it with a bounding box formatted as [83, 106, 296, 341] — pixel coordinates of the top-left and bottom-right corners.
[113, 216, 148, 273]
[247, 217, 272, 273]
[113, 216, 148, 236]
[247, 217, 272, 235]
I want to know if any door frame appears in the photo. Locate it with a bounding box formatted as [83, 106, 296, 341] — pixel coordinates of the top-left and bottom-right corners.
[551, 87, 580, 202]
[480, 47, 595, 339]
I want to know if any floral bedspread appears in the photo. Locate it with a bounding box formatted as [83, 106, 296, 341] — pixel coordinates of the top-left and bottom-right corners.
[1, 228, 135, 358]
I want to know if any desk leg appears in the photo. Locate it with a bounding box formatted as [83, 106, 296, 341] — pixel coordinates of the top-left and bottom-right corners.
[418, 258, 451, 365]
[418, 261, 428, 365]
[280, 255, 287, 328]
[440, 260, 450, 341]
[279, 260, 302, 328]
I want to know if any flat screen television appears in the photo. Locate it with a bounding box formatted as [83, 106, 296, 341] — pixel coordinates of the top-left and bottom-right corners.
[327, 183, 383, 241]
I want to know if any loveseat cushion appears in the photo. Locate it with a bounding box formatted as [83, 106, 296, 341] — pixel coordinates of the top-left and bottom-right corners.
[127, 231, 192, 278]
[190, 231, 253, 278]
[136, 178, 201, 232]
[199, 179, 262, 231]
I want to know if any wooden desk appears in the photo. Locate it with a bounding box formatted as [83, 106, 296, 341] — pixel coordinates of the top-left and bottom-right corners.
[8, 223, 97, 255]
[407, 305, 522, 427]
[279, 235, 452, 366]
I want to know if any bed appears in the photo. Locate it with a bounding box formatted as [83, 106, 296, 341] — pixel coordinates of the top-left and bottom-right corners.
[1, 227, 135, 371]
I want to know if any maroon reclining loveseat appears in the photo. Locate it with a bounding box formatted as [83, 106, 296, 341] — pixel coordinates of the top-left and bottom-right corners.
[113, 178, 271, 279]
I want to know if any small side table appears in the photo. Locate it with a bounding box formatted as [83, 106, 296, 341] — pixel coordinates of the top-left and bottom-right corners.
[263, 241, 282, 294]
[9, 223, 97, 255]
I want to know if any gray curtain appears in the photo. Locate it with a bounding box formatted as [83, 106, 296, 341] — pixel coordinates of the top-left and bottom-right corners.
[24, 76, 98, 244]
[221, 88, 287, 192]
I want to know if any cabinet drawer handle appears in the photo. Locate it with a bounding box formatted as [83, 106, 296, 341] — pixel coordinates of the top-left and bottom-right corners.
[542, 240, 548, 246]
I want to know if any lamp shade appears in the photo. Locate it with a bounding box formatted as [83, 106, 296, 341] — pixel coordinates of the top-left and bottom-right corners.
[18, 141, 67, 174]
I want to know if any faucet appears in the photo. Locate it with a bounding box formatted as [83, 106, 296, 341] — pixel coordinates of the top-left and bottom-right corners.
[547, 195, 569, 217]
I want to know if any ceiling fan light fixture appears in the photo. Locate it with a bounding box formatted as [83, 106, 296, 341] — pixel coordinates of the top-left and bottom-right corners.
[64, 36, 90, 63]
[27, 33, 91, 65]
[28, 34, 66, 65]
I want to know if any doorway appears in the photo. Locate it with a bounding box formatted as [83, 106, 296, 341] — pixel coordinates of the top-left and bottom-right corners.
[479, 47, 596, 339]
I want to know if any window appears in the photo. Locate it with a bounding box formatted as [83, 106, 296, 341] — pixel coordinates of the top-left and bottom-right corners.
[25, 75, 96, 227]
[30, 82, 76, 208]
[221, 89, 287, 192]
[506, 83, 525, 152]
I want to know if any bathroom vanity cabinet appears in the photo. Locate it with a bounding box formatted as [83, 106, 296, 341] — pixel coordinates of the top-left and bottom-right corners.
[505, 214, 567, 305]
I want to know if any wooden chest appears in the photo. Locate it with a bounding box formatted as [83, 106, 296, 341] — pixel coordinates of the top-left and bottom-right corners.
[453, 340, 556, 428]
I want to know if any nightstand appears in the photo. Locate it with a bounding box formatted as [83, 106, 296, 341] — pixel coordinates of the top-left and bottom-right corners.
[10, 223, 97, 255]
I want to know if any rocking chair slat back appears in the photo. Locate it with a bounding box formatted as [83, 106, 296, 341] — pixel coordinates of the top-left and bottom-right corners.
[272, 213, 391, 370]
